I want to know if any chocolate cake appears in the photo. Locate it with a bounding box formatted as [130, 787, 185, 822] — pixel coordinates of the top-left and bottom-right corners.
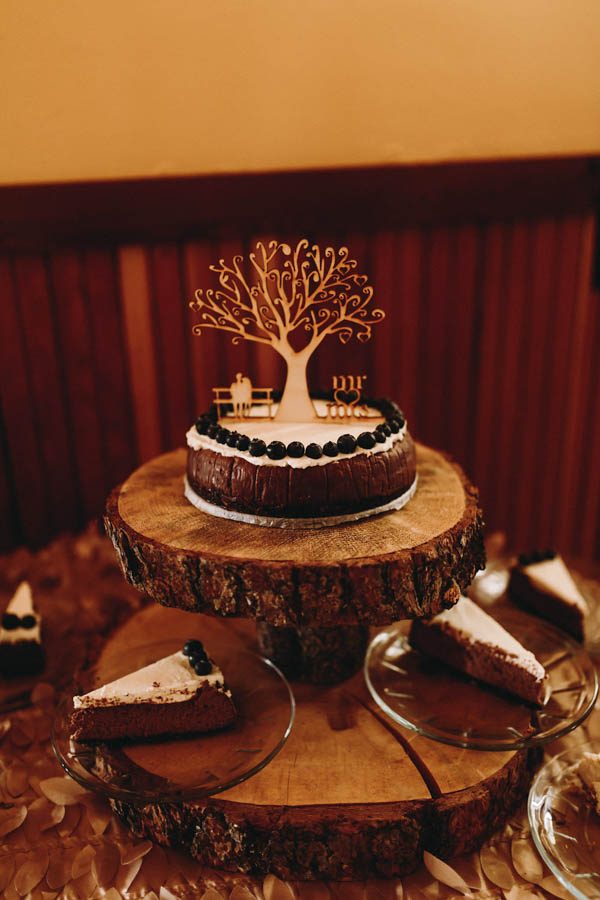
[70, 639, 236, 742]
[409, 596, 548, 705]
[509, 550, 588, 642]
[573, 752, 600, 815]
[185, 397, 417, 524]
[0, 581, 44, 676]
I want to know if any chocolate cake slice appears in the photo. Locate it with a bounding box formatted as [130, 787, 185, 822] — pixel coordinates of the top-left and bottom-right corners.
[0, 581, 44, 676]
[573, 752, 600, 815]
[509, 551, 588, 642]
[70, 639, 236, 742]
[409, 596, 548, 705]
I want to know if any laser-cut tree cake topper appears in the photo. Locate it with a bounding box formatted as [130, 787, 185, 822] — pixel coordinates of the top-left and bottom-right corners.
[189, 239, 385, 421]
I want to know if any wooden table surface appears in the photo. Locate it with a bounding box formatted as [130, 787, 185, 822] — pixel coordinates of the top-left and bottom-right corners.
[0, 525, 595, 899]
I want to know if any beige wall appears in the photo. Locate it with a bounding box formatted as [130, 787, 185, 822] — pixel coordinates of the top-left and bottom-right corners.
[1, 0, 600, 185]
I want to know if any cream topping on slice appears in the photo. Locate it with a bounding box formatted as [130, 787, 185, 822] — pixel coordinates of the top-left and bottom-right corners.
[523, 556, 588, 615]
[431, 596, 546, 681]
[0, 581, 41, 645]
[73, 651, 226, 709]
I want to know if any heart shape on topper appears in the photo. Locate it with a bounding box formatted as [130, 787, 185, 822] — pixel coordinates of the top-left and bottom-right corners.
[334, 388, 361, 407]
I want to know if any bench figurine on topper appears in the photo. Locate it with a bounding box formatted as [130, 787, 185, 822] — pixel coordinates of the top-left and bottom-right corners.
[189, 239, 384, 423]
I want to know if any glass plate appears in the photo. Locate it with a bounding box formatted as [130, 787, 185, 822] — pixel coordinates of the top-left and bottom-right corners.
[529, 740, 600, 899]
[364, 605, 598, 751]
[52, 640, 295, 802]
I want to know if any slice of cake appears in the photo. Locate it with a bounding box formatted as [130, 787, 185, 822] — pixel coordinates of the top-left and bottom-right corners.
[409, 596, 548, 705]
[509, 550, 588, 642]
[573, 752, 600, 815]
[70, 639, 236, 742]
[0, 582, 44, 676]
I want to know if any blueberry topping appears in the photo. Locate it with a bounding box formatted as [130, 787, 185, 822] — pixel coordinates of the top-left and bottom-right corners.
[323, 441, 339, 457]
[193, 658, 213, 676]
[518, 549, 556, 566]
[216, 428, 230, 444]
[183, 639, 204, 657]
[20, 614, 36, 629]
[195, 417, 210, 435]
[207, 424, 219, 439]
[357, 431, 376, 450]
[388, 419, 401, 434]
[236, 434, 251, 452]
[1, 613, 19, 631]
[305, 442, 323, 459]
[249, 439, 267, 457]
[374, 430, 387, 443]
[377, 423, 392, 437]
[287, 441, 305, 458]
[337, 433, 357, 454]
[267, 440, 286, 460]
[227, 431, 240, 447]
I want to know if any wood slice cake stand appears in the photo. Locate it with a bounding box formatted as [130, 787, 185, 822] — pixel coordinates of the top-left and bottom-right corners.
[94, 604, 538, 881]
[104, 443, 485, 683]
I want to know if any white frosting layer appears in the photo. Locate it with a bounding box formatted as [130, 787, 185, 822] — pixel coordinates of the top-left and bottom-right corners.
[187, 401, 406, 468]
[431, 596, 546, 681]
[523, 556, 588, 615]
[0, 582, 41, 646]
[73, 651, 226, 709]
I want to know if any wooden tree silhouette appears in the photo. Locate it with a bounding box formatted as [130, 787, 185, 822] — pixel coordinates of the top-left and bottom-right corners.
[189, 239, 385, 421]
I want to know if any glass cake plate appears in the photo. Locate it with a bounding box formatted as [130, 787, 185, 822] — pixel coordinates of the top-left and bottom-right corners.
[52, 640, 295, 803]
[529, 740, 600, 899]
[364, 605, 598, 751]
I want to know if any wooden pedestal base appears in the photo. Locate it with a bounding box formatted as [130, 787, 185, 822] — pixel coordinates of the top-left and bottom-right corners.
[104, 444, 485, 627]
[256, 621, 369, 683]
[91, 605, 539, 881]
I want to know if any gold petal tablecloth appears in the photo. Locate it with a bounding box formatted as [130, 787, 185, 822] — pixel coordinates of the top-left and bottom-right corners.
[0, 527, 596, 899]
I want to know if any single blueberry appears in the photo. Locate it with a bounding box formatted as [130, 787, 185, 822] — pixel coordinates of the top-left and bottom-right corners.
[377, 423, 392, 437]
[236, 434, 251, 452]
[287, 441, 305, 458]
[183, 639, 204, 657]
[323, 441, 339, 457]
[216, 428, 230, 444]
[388, 419, 401, 434]
[193, 658, 213, 676]
[227, 431, 240, 447]
[1, 613, 19, 631]
[337, 433, 357, 454]
[357, 431, 376, 450]
[267, 440, 286, 460]
[249, 439, 267, 457]
[374, 430, 386, 444]
[19, 614, 36, 629]
[207, 424, 219, 439]
[305, 442, 323, 459]
[195, 417, 210, 435]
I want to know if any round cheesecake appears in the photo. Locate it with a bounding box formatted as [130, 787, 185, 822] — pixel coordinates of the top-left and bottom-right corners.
[185, 398, 417, 525]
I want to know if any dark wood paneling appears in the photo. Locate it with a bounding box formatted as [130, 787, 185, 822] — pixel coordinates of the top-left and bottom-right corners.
[0, 159, 597, 252]
[0, 161, 598, 560]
